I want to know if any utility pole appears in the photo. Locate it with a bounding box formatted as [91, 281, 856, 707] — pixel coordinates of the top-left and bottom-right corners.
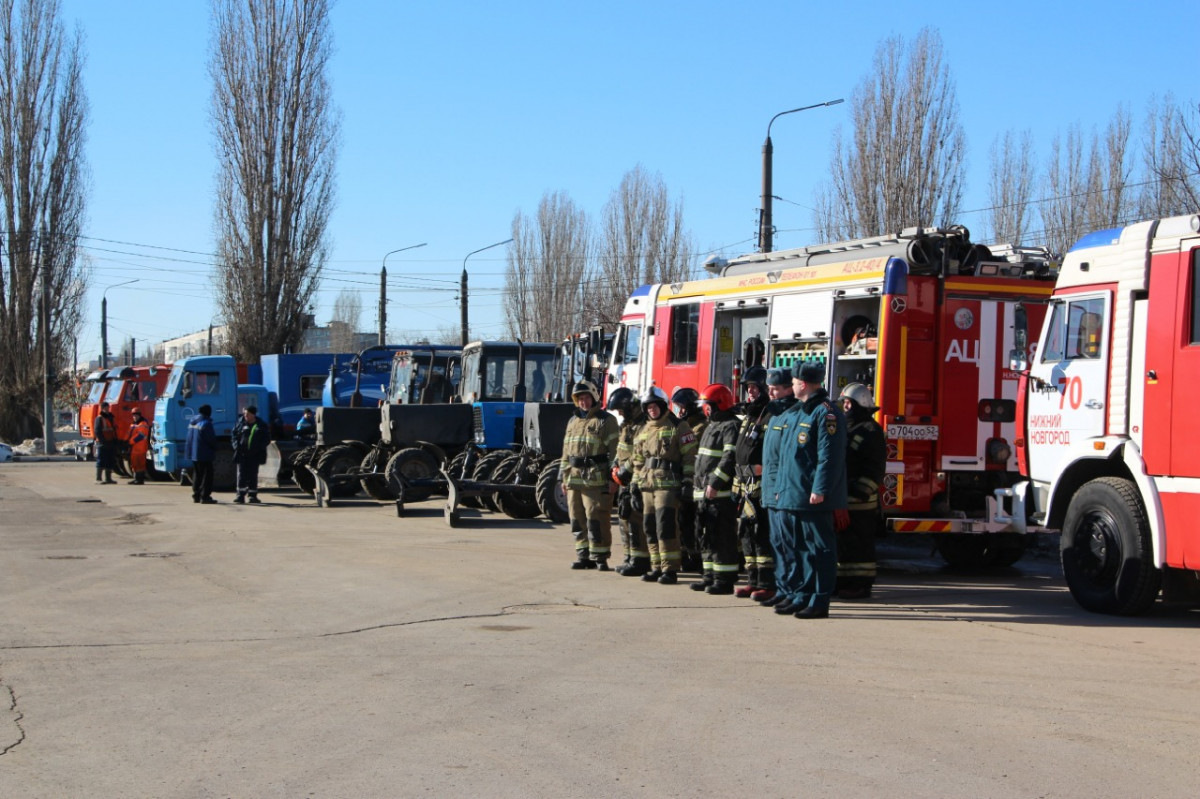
[378, 265, 387, 346]
[460, 239, 512, 346]
[40, 227, 53, 455]
[758, 99, 843, 252]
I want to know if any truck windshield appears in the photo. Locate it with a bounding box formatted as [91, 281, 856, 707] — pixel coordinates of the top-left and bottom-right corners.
[165, 365, 184, 397]
[86, 381, 106, 403]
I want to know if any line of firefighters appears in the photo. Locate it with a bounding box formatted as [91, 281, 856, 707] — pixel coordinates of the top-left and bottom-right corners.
[557, 366, 887, 617]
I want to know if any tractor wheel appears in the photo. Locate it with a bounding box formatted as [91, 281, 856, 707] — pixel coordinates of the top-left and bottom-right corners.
[493, 454, 541, 520]
[317, 444, 365, 498]
[360, 447, 397, 501]
[471, 451, 511, 512]
[1061, 477, 1161, 615]
[535, 461, 570, 525]
[386, 447, 440, 503]
[448, 449, 483, 509]
[291, 445, 320, 494]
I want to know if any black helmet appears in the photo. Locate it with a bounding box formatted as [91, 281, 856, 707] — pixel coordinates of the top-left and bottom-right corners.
[740, 366, 767, 387]
[670, 387, 700, 415]
[641, 386, 669, 411]
[605, 386, 635, 414]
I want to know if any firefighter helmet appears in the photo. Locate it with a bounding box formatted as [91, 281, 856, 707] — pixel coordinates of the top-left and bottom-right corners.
[641, 386, 669, 412]
[699, 383, 736, 413]
[670, 387, 700, 416]
[839, 382, 878, 411]
[605, 386, 636, 415]
[740, 366, 768, 387]
[571, 380, 601, 405]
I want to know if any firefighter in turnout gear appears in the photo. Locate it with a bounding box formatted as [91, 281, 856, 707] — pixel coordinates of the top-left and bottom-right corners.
[732, 367, 774, 597]
[691, 383, 741, 594]
[671, 386, 706, 572]
[607, 387, 650, 576]
[559, 380, 620, 570]
[835, 383, 886, 599]
[632, 386, 697, 584]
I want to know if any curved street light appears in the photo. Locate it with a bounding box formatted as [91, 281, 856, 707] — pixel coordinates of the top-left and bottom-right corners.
[759, 98, 843, 253]
[378, 243, 427, 345]
[101, 279, 139, 369]
[460, 238, 512, 346]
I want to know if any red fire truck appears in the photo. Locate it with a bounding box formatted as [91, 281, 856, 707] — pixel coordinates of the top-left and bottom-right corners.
[993, 213, 1200, 614]
[607, 227, 1057, 567]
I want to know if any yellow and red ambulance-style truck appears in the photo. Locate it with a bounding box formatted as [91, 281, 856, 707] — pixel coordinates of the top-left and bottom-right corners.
[607, 226, 1056, 568]
[996, 213, 1200, 614]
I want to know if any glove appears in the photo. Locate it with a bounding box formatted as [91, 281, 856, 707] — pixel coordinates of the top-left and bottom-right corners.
[834, 508, 851, 531]
[630, 485, 644, 514]
[680, 478, 693, 496]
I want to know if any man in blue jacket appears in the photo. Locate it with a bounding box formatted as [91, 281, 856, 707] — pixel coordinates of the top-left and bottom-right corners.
[764, 362, 847, 618]
[185, 404, 219, 504]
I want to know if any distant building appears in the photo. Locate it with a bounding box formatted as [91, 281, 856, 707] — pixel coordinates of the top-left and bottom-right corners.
[162, 326, 230, 362]
[157, 323, 374, 362]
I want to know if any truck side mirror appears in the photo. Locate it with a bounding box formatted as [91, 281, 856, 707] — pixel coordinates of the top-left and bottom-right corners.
[1010, 303, 1028, 371]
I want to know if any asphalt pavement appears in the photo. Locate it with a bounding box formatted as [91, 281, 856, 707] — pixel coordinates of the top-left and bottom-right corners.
[2, 460, 1198, 798]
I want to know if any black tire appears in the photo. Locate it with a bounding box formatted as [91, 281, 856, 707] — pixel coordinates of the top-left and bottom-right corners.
[934, 534, 1025, 570]
[471, 451, 511, 512]
[535, 461, 570, 525]
[448, 448, 483, 509]
[1060, 476, 1161, 615]
[317, 444, 366, 498]
[360, 446, 397, 501]
[291, 445, 320, 494]
[387, 447, 440, 503]
[493, 454, 542, 520]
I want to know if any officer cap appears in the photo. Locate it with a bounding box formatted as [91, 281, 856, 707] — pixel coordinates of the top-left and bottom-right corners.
[796, 362, 825, 384]
[765, 368, 792, 387]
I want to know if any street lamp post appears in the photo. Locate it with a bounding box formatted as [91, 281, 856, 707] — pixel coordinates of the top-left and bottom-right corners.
[460, 239, 512, 346]
[101, 280, 138, 368]
[758, 98, 844, 253]
[379, 243, 427, 346]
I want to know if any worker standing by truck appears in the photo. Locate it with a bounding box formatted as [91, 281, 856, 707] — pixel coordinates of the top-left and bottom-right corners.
[186, 405, 219, 504]
[691, 383, 741, 594]
[126, 410, 151, 485]
[232, 405, 270, 504]
[835, 383, 886, 599]
[632, 387, 697, 584]
[607, 387, 650, 577]
[93, 402, 118, 484]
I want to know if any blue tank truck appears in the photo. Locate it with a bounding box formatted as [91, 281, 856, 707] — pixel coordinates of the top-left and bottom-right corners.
[152, 353, 346, 490]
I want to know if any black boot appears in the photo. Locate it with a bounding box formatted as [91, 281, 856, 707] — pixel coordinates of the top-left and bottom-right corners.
[706, 581, 735, 595]
[691, 571, 713, 592]
[596, 559, 611, 572]
[641, 568, 663, 582]
[620, 557, 650, 577]
[571, 558, 598, 570]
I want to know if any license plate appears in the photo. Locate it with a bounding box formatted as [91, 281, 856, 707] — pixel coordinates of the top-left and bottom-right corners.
[887, 424, 939, 441]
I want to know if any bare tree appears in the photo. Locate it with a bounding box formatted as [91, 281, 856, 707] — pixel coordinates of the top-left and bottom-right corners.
[986, 130, 1036, 245]
[590, 165, 694, 330]
[0, 0, 87, 442]
[210, 0, 338, 363]
[1040, 110, 1134, 256]
[503, 190, 591, 342]
[815, 28, 966, 241]
[329, 288, 361, 353]
[1138, 95, 1200, 218]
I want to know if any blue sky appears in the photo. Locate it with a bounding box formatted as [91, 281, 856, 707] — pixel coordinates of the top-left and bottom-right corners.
[62, 0, 1197, 364]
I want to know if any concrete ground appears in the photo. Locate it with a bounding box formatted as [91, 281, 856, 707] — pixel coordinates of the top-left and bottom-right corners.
[1, 459, 1198, 798]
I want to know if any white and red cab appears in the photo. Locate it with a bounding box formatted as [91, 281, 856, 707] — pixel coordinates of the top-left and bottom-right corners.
[996, 213, 1200, 614]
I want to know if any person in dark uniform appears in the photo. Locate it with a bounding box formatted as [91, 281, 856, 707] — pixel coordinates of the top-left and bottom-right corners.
[185, 404, 219, 504]
[835, 383, 887, 599]
[690, 383, 741, 594]
[232, 405, 271, 504]
[767, 362, 847, 618]
[93, 402, 118, 484]
[733, 367, 795, 600]
[671, 386, 706, 573]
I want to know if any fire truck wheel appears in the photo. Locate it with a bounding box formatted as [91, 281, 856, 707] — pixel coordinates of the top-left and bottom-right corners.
[471, 451, 511, 512]
[1060, 476, 1161, 616]
[933, 535, 1001, 570]
[317, 444, 365, 498]
[291, 445, 320, 494]
[360, 447, 398, 501]
[493, 454, 541, 520]
[386, 447, 439, 503]
[535, 462, 570, 525]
